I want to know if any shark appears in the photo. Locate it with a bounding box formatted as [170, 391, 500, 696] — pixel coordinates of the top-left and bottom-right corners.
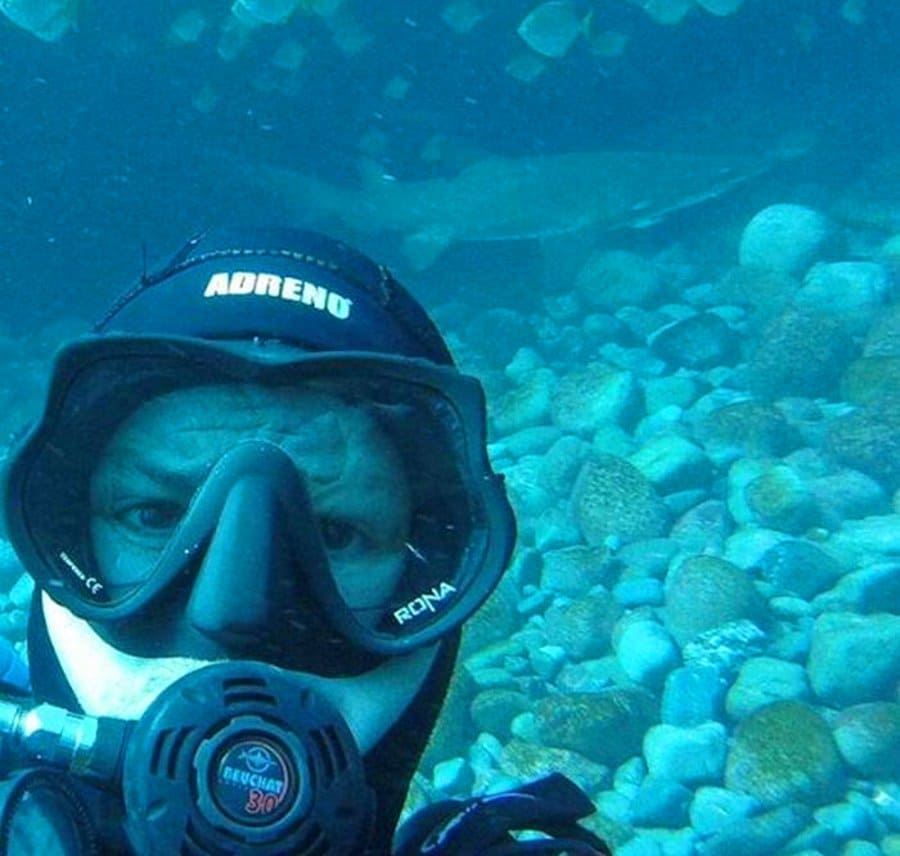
[237, 148, 775, 271]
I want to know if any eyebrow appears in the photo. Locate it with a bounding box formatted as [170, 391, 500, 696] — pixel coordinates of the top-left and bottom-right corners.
[118, 456, 213, 494]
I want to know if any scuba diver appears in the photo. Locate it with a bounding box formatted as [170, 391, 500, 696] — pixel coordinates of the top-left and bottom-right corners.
[0, 227, 610, 854]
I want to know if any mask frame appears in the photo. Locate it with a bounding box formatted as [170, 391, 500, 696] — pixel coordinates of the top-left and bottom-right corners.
[5, 334, 517, 656]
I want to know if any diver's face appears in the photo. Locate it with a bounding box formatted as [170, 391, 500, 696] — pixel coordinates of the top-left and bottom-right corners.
[41, 382, 438, 741]
[91, 384, 411, 668]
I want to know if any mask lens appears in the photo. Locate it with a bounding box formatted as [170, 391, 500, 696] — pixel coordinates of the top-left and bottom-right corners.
[7, 339, 514, 650]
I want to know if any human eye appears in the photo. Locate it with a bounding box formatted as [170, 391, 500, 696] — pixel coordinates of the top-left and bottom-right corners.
[115, 500, 185, 536]
[318, 517, 373, 557]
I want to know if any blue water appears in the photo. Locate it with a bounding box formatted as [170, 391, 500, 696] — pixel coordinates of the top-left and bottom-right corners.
[1, 1, 898, 322]
[3, 2, 900, 854]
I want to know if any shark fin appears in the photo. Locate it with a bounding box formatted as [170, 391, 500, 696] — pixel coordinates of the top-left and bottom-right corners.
[402, 225, 456, 271]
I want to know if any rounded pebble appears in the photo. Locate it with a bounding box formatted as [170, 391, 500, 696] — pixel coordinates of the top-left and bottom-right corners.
[643, 721, 728, 786]
[739, 204, 831, 275]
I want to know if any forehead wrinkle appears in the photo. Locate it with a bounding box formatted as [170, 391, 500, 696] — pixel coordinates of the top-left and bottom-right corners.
[104, 421, 345, 492]
[124, 384, 335, 431]
[94, 439, 214, 496]
[93, 383, 406, 499]
[132, 456, 213, 492]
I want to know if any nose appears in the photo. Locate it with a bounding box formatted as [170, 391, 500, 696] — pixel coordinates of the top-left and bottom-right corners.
[187, 473, 294, 637]
[181, 442, 331, 647]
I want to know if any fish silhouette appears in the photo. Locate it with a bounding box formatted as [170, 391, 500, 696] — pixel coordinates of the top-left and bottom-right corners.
[238, 148, 775, 271]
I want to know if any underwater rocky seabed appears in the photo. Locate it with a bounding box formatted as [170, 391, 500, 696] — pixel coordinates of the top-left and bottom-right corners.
[1, 6, 900, 856]
[1, 202, 900, 856]
[404, 198, 900, 856]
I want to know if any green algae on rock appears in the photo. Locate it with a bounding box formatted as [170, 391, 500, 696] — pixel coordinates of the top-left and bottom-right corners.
[664, 555, 767, 647]
[572, 453, 670, 546]
[550, 362, 641, 435]
[725, 701, 845, 808]
[841, 356, 900, 408]
[492, 367, 557, 437]
[458, 574, 521, 659]
[746, 307, 857, 400]
[743, 463, 820, 534]
[692, 399, 801, 463]
[542, 588, 623, 660]
[532, 687, 658, 767]
[862, 302, 900, 357]
[826, 404, 900, 491]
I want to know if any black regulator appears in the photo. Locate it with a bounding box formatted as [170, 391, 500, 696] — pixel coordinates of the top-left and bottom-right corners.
[0, 661, 374, 855]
